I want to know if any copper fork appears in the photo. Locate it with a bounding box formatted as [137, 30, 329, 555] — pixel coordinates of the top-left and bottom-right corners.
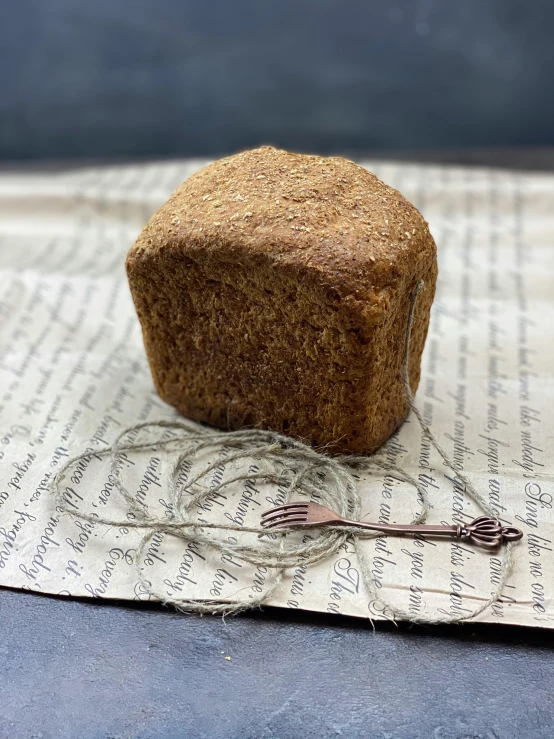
[260, 501, 523, 550]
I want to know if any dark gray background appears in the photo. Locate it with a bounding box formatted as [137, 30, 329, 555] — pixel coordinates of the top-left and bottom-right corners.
[2, 0, 554, 160]
[2, 587, 554, 739]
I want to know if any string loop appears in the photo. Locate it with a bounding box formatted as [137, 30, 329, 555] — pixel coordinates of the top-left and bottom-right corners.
[51, 281, 515, 622]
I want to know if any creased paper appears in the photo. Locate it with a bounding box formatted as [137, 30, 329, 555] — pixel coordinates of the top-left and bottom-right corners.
[0, 158, 553, 627]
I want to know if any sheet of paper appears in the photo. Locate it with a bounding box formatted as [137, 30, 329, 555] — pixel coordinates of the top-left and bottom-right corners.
[0, 158, 552, 627]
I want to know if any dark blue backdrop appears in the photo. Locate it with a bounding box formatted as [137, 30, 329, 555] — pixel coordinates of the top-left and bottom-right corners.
[2, 0, 553, 160]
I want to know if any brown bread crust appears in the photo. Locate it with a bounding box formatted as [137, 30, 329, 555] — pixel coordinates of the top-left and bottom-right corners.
[127, 146, 438, 454]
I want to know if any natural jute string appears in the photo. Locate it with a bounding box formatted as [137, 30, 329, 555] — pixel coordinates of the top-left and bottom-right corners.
[51, 281, 515, 623]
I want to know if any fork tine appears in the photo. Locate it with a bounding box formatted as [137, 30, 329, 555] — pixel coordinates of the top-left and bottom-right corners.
[261, 509, 308, 523]
[260, 509, 309, 525]
[260, 503, 309, 519]
[262, 517, 309, 529]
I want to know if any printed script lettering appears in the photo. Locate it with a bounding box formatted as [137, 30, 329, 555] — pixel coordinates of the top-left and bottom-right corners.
[0, 160, 552, 626]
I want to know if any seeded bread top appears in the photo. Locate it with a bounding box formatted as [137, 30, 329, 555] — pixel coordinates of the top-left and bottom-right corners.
[129, 146, 435, 304]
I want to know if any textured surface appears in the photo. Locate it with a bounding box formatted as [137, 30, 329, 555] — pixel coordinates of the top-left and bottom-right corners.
[3, 0, 554, 160]
[1, 587, 554, 739]
[127, 147, 437, 453]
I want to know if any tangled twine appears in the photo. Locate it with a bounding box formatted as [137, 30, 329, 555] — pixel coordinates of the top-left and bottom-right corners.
[50, 281, 515, 623]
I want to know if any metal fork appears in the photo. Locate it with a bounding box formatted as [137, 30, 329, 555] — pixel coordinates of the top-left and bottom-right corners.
[260, 501, 523, 550]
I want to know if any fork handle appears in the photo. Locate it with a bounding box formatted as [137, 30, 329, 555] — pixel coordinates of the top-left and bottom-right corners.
[340, 518, 522, 549]
[341, 521, 461, 537]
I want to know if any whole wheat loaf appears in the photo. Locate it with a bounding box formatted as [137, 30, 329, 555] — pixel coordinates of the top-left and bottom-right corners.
[126, 146, 437, 454]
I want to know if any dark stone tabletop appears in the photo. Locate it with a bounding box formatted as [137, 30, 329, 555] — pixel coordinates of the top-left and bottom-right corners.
[2, 589, 554, 739]
[1, 149, 553, 739]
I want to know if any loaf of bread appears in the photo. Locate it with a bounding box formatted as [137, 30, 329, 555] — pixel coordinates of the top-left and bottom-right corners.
[126, 146, 437, 454]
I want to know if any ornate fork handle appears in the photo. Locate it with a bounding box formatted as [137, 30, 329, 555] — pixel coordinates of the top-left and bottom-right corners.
[336, 516, 523, 550]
